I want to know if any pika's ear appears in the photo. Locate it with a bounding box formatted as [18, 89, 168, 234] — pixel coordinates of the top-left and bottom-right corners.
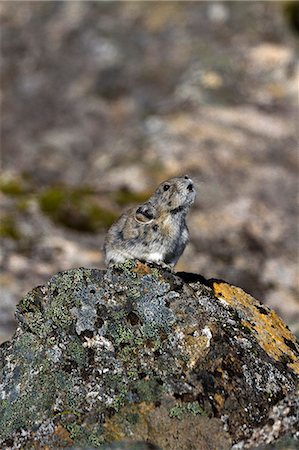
[135, 203, 156, 223]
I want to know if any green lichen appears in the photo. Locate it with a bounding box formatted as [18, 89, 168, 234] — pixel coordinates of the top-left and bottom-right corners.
[18, 286, 44, 313]
[0, 392, 36, 439]
[113, 260, 139, 279]
[169, 401, 206, 420]
[66, 340, 87, 367]
[45, 270, 90, 330]
[123, 412, 139, 426]
[16, 287, 54, 337]
[111, 391, 128, 412]
[135, 378, 163, 403]
[47, 296, 74, 329]
[39, 185, 117, 232]
[14, 331, 42, 359]
[114, 325, 135, 346]
[59, 416, 104, 447]
[88, 430, 105, 448]
[0, 365, 71, 440]
[64, 387, 87, 413]
[65, 423, 86, 440]
[127, 286, 141, 299]
[140, 323, 159, 340]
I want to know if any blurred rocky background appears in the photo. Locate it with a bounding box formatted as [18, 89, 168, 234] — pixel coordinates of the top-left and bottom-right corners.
[1, 1, 298, 344]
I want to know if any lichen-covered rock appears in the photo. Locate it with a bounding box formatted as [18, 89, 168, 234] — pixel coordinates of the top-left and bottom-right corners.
[231, 387, 299, 449]
[0, 261, 298, 449]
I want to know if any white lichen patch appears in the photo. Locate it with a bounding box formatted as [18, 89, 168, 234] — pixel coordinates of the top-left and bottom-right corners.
[202, 326, 212, 348]
[83, 334, 115, 352]
[46, 345, 62, 363]
[233, 336, 253, 349]
[217, 296, 230, 307]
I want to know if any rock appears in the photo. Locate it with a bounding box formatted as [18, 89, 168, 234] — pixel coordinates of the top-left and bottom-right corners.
[0, 261, 298, 449]
[71, 443, 162, 450]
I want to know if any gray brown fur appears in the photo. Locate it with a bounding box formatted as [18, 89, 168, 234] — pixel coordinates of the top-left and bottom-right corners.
[104, 176, 196, 267]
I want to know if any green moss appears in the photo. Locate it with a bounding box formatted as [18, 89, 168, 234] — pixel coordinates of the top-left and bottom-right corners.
[16, 198, 31, 211]
[0, 215, 21, 240]
[169, 401, 206, 420]
[0, 177, 25, 196]
[87, 203, 118, 230]
[39, 186, 65, 214]
[112, 188, 149, 207]
[39, 185, 118, 232]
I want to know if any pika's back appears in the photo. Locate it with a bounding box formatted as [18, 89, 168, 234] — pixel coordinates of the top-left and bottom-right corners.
[104, 175, 196, 267]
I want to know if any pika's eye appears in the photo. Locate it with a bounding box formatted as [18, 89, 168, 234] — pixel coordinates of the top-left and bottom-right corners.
[163, 184, 170, 191]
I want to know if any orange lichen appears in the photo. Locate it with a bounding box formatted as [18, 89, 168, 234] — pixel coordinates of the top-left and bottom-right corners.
[132, 261, 152, 275]
[214, 393, 225, 409]
[103, 419, 126, 441]
[53, 425, 73, 445]
[103, 402, 155, 441]
[212, 282, 299, 376]
[179, 324, 213, 370]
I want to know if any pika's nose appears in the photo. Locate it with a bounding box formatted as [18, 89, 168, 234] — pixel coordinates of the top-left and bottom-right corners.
[187, 182, 193, 191]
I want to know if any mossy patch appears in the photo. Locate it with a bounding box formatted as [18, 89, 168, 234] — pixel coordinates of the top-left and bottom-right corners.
[0, 177, 25, 196]
[39, 185, 118, 232]
[0, 214, 21, 240]
[112, 188, 150, 207]
[1, 174, 119, 233]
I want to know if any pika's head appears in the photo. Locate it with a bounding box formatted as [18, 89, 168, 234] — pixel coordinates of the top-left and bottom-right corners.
[152, 175, 196, 212]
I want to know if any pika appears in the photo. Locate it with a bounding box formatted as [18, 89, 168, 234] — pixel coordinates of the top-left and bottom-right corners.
[104, 175, 196, 267]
